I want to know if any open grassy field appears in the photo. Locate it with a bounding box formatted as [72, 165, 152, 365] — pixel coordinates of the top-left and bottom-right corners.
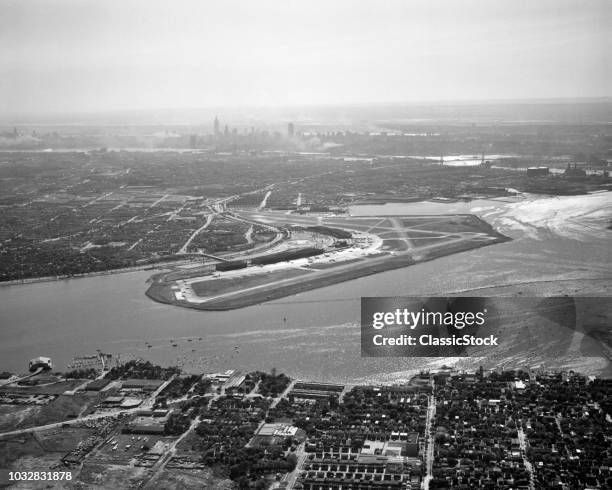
[76, 462, 151, 489]
[0, 380, 84, 396]
[36, 426, 95, 452]
[0, 434, 46, 469]
[144, 468, 235, 490]
[15, 393, 101, 429]
[0, 405, 41, 432]
[191, 268, 312, 297]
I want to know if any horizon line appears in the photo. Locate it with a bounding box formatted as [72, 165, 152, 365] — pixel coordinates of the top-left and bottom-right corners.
[2, 95, 611, 121]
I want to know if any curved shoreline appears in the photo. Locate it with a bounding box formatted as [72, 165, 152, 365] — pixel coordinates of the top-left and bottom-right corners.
[0, 230, 283, 288]
[0, 262, 170, 287]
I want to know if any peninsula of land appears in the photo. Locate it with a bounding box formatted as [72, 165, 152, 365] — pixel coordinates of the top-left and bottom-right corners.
[146, 211, 510, 310]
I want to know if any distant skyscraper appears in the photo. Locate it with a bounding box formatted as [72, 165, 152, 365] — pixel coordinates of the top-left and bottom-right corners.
[288, 122, 294, 137]
[214, 116, 220, 137]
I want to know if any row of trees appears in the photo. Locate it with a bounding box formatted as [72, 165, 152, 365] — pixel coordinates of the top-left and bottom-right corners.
[64, 368, 98, 379]
[107, 360, 180, 380]
[257, 370, 291, 397]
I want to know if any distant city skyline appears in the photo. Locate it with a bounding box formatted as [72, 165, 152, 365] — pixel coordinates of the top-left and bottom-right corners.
[1, 0, 610, 116]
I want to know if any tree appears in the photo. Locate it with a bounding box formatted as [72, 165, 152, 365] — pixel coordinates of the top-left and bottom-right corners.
[287, 453, 298, 471]
[254, 479, 267, 490]
[229, 462, 248, 479]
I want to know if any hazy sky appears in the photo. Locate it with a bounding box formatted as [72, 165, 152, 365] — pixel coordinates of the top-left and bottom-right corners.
[1, 0, 610, 114]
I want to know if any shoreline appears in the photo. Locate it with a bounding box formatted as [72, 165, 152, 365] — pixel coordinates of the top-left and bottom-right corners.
[1, 365, 609, 393]
[0, 227, 284, 289]
[0, 260, 185, 288]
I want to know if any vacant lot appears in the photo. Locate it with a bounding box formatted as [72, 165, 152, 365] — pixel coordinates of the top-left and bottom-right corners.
[144, 467, 235, 490]
[37, 426, 95, 452]
[0, 379, 84, 396]
[0, 404, 41, 432]
[0, 434, 46, 468]
[16, 393, 101, 429]
[76, 462, 151, 489]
